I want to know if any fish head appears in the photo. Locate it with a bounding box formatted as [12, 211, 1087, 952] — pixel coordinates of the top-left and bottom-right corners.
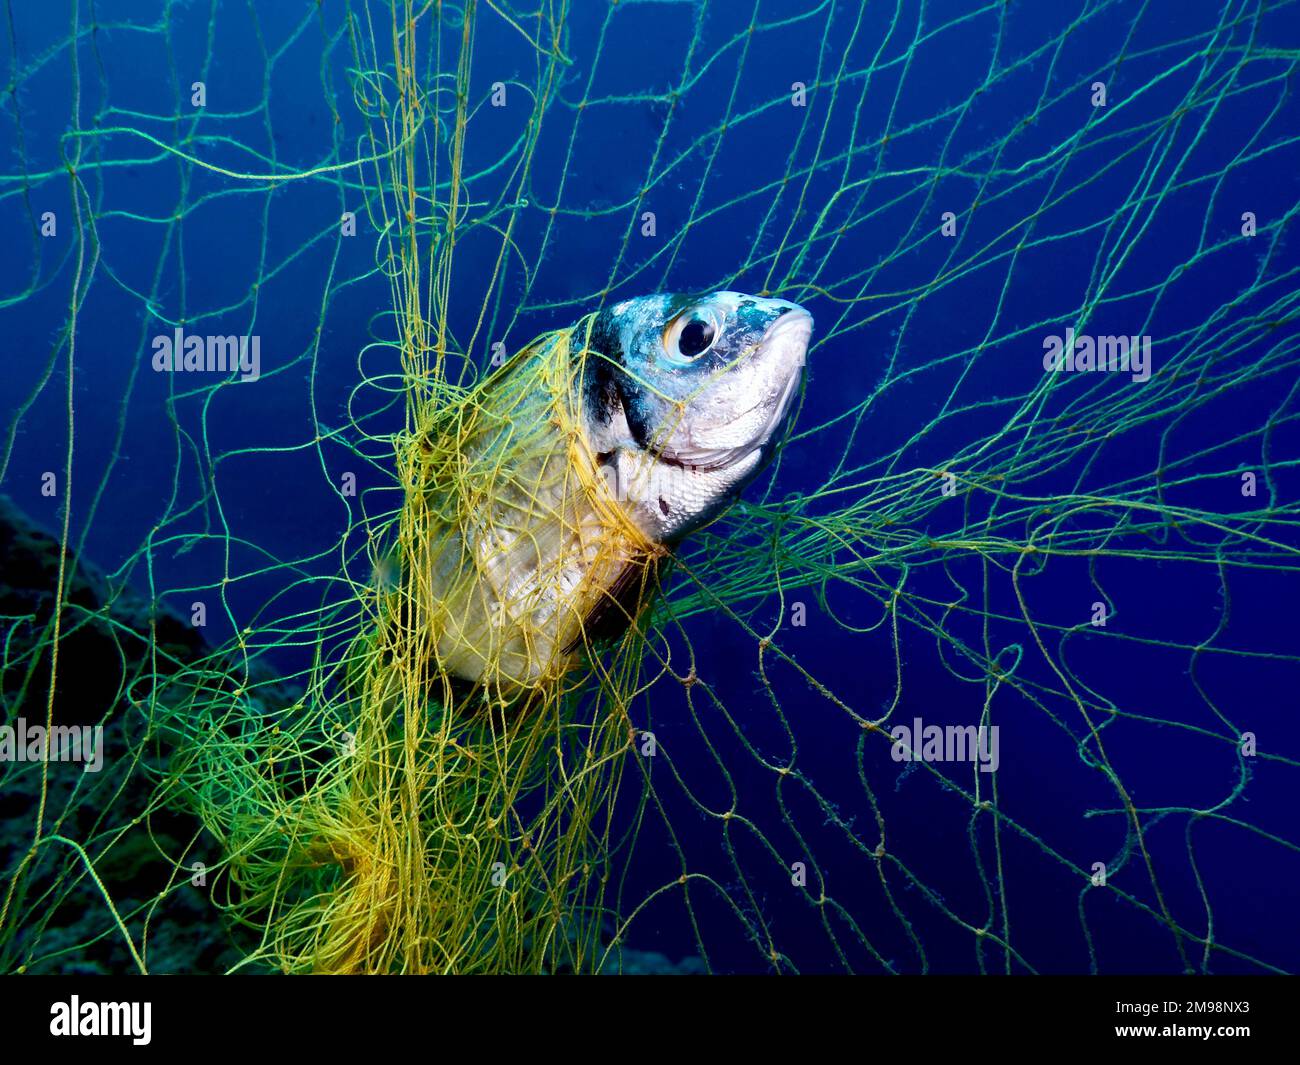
[581, 290, 813, 540]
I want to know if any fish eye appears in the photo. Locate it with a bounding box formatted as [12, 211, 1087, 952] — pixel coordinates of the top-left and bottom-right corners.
[664, 306, 722, 363]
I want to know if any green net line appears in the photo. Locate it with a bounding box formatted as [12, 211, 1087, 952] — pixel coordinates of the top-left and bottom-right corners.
[0, 0, 1297, 973]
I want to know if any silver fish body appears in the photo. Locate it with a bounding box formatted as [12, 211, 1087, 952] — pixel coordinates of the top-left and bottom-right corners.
[421, 291, 812, 694]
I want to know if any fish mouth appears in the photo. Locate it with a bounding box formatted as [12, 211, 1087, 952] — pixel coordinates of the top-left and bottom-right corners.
[754, 307, 811, 436]
[653, 308, 811, 471]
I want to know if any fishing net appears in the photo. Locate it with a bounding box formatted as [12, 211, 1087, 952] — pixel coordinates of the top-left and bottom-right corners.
[1, 0, 1297, 973]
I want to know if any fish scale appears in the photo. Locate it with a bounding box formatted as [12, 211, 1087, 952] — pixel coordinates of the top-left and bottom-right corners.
[419, 331, 648, 694]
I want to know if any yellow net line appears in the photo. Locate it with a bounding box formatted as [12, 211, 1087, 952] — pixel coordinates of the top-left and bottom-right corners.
[0, 0, 1297, 973]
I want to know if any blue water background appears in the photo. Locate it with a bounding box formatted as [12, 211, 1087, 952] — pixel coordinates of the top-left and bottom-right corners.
[2, 0, 1298, 973]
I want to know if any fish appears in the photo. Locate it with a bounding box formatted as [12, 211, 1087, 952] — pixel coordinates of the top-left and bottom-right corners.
[417, 290, 813, 696]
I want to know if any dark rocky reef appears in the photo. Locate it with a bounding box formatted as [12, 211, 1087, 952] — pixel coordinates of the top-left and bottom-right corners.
[0, 494, 246, 974]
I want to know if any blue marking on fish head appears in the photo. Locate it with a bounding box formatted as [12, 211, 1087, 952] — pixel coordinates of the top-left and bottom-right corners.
[588, 291, 813, 472]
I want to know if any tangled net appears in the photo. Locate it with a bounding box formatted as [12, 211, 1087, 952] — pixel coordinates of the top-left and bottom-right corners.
[0, 0, 1297, 973]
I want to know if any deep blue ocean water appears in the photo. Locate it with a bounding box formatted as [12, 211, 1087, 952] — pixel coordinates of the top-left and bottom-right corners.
[2, 0, 1298, 974]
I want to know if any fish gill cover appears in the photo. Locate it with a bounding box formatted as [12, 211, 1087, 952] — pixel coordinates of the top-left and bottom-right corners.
[0, 0, 1297, 975]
